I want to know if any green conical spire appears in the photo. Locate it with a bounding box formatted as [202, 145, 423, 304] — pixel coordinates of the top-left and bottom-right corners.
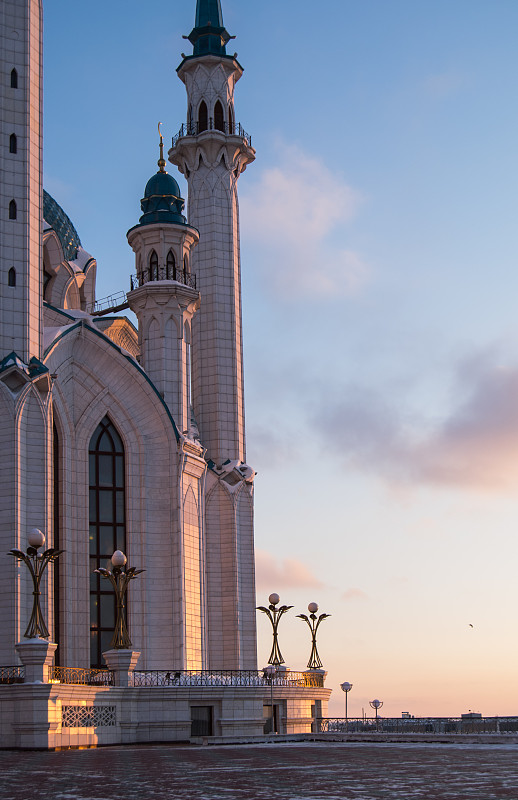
[186, 0, 234, 58]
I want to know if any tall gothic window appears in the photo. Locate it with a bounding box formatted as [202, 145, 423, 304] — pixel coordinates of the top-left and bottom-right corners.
[214, 101, 225, 132]
[198, 101, 208, 133]
[228, 104, 234, 135]
[89, 417, 126, 668]
[166, 249, 175, 280]
[149, 249, 159, 281]
[10, 69, 18, 89]
[9, 200, 17, 220]
[9, 134, 17, 154]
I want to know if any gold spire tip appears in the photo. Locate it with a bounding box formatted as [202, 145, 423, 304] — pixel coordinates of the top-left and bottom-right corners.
[157, 122, 166, 173]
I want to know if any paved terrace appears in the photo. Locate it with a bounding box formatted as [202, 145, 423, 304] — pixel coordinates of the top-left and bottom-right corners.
[1, 741, 518, 799]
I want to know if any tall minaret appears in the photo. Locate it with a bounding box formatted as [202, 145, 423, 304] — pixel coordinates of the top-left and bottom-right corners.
[0, 0, 43, 362]
[169, 1, 257, 670]
[169, 0, 255, 467]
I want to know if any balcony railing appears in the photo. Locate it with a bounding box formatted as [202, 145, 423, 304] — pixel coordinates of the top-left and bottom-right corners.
[130, 267, 197, 291]
[172, 120, 252, 148]
[0, 665, 25, 685]
[316, 717, 518, 735]
[49, 666, 115, 686]
[129, 669, 325, 688]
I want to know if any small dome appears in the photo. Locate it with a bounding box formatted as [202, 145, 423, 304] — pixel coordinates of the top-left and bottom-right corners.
[138, 170, 187, 227]
[144, 171, 182, 200]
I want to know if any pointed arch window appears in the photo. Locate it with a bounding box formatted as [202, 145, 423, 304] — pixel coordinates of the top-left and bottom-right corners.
[9, 200, 17, 220]
[10, 69, 18, 89]
[89, 416, 126, 668]
[149, 249, 159, 281]
[166, 249, 176, 280]
[9, 134, 17, 154]
[228, 104, 235, 135]
[188, 104, 194, 134]
[198, 101, 208, 133]
[214, 100, 225, 132]
[8, 268, 16, 287]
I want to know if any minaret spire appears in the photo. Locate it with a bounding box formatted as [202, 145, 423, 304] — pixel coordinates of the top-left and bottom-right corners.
[185, 0, 235, 58]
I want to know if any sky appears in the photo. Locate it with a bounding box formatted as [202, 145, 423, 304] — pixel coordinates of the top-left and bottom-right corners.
[43, 0, 518, 719]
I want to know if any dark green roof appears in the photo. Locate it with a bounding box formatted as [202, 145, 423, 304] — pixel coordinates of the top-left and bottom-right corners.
[187, 0, 233, 57]
[136, 170, 188, 227]
[43, 190, 81, 261]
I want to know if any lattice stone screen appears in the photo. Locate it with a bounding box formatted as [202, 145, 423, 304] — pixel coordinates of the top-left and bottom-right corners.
[61, 706, 117, 728]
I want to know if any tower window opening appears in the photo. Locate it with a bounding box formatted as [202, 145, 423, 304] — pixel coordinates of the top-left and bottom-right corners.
[166, 250, 176, 280]
[229, 104, 235, 135]
[214, 101, 225, 132]
[9, 134, 17, 154]
[188, 104, 194, 134]
[10, 69, 18, 89]
[89, 416, 126, 669]
[149, 249, 159, 281]
[8, 268, 16, 287]
[198, 101, 208, 133]
[9, 200, 17, 220]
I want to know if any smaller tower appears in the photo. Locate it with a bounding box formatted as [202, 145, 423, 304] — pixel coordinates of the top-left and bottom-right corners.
[127, 132, 200, 435]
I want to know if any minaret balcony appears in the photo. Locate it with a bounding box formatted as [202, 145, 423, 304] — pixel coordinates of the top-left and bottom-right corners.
[130, 267, 197, 291]
[172, 120, 252, 149]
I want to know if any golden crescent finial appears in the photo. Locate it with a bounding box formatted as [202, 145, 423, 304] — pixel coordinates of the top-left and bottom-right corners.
[157, 122, 166, 173]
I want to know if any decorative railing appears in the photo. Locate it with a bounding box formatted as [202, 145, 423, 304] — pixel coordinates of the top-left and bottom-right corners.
[317, 717, 518, 735]
[130, 267, 197, 291]
[49, 666, 115, 687]
[172, 120, 252, 148]
[86, 290, 128, 315]
[0, 666, 25, 685]
[129, 669, 325, 688]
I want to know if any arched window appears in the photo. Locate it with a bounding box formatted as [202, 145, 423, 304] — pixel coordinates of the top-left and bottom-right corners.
[9, 134, 17, 154]
[228, 104, 234, 135]
[10, 69, 18, 89]
[89, 416, 126, 668]
[166, 249, 175, 280]
[9, 200, 17, 220]
[149, 249, 159, 281]
[188, 104, 194, 134]
[214, 100, 225, 132]
[198, 101, 208, 133]
[8, 268, 16, 287]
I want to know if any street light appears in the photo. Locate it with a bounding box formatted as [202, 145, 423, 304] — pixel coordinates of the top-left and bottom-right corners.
[95, 551, 144, 649]
[340, 681, 353, 731]
[7, 529, 63, 639]
[369, 698, 383, 731]
[256, 593, 293, 666]
[296, 602, 331, 670]
[264, 664, 276, 734]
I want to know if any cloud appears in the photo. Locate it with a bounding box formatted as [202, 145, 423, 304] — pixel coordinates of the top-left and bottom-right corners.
[342, 588, 369, 602]
[315, 351, 518, 492]
[255, 549, 323, 592]
[241, 142, 369, 298]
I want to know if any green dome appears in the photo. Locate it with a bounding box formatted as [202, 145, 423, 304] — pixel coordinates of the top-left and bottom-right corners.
[138, 170, 187, 227]
[43, 190, 81, 261]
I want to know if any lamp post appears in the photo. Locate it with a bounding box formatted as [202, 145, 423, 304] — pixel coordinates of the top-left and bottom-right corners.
[95, 551, 144, 649]
[257, 593, 293, 666]
[264, 664, 276, 734]
[296, 602, 331, 670]
[340, 681, 353, 731]
[369, 699, 383, 731]
[7, 529, 63, 639]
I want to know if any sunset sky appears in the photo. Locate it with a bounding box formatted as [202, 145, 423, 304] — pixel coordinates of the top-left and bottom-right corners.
[43, 0, 518, 718]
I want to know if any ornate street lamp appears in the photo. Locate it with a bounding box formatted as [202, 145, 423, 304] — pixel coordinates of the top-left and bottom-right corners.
[257, 593, 293, 666]
[296, 602, 331, 670]
[370, 698, 383, 731]
[340, 681, 353, 731]
[7, 529, 63, 639]
[95, 551, 144, 649]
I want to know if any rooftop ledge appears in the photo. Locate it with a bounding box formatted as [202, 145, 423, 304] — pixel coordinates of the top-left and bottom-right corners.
[172, 120, 252, 149]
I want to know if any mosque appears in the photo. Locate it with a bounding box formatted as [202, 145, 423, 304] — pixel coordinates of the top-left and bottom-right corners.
[0, 0, 330, 747]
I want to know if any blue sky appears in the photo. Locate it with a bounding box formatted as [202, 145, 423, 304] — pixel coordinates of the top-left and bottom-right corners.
[44, 0, 518, 717]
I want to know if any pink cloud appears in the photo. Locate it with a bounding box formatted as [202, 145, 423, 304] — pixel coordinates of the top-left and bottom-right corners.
[255, 549, 323, 593]
[342, 588, 369, 602]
